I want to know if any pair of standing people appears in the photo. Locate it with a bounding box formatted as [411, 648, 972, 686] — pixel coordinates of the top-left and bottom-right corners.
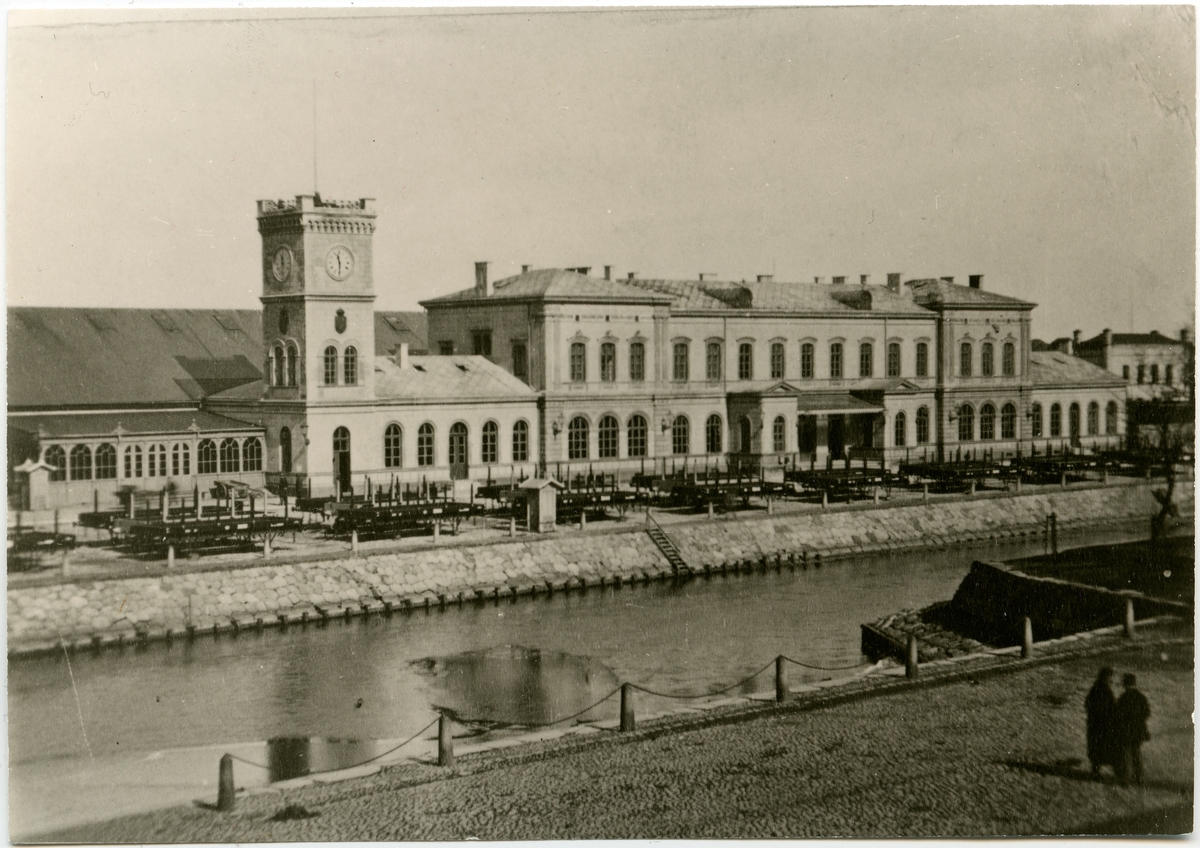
[1085, 667, 1151, 785]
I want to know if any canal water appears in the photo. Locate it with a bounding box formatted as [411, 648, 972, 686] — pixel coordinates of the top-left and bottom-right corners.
[8, 525, 1144, 836]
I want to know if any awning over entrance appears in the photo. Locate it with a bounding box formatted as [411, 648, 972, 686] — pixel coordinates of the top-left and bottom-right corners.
[794, 394, 884, 415]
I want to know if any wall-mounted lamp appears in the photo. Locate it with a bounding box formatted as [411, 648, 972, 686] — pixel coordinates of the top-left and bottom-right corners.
[299, 421, 310, 446]
[660, 412, 673, 433]
[551, 415, 564, 437]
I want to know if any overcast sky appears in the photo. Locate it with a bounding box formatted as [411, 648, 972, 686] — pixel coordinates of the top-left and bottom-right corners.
[6, 5, 1195, 340]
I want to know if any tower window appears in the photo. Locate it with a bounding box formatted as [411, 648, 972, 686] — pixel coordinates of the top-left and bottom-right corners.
[343, 346, 358, 385]
[324, 346, 338, 385]
[286, 344, 297, 386]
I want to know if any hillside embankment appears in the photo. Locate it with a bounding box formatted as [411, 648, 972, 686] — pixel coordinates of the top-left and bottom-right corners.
[8, 480, 1191, 657]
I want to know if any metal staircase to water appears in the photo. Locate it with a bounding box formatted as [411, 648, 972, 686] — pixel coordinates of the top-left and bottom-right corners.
[646, 523, 690, 576]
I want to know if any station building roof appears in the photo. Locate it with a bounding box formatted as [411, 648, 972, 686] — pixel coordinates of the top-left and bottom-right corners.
[8, 409, 261, 440]
[1076, 330, 1188, 350]
[1028, 351, 1126, 388]
[374, 355, 537, 402]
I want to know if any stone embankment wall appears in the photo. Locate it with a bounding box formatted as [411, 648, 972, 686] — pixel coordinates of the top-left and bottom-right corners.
[8, 481, 1191, 657]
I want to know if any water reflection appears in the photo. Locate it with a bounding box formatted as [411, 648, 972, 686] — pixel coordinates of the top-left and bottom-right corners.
[414, 645, 619, 728]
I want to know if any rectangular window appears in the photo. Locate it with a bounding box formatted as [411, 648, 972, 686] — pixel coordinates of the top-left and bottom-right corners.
[673, 343, 689, 381]
[801, 343, 814, 379]
[511, 341, 528, 381]
[1123, 365, 1131, 380]
[706, 342, 722, 381]
[1150, 363, 1159, 383]
[600, 342, 616, 382]
[1002, 343, 1015, 376]
[859, 343, 873, 378]
[916, 342, 928, 377]
[1137, 364, 1145, 384]
[570, 342, 587, 382]
[472, 330, 492, 357]
[438, 341, 454, 356]
[981, 343, 994, 377]
[960, 342, 973, 377]
[629, 342, 645, 382]
[770, 343, 784, 380]
[830, 343, 843, 379]
[887, 342, 901, 378]
[738, 343, 754, 380]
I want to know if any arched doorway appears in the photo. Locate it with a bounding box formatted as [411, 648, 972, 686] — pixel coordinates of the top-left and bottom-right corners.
[333, 427, 351, 496]
[449, 422, 469, 480]
[739, 417, 753, 454]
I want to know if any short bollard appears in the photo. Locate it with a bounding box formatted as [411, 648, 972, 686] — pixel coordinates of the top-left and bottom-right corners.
[821, 490, 828, 509]
[509, 516, 516, 537]
[167, 545, 175, 569]
[873, 487, 880, 505]
[619, 683, 636, 732]
[968, 480, 976, 497]
[351, 530, 359, 555]
[433, 522, 440, 542]
[1021, 616, 1034, 659]
[263, 536, 271, 560]
[438, 714, 454, 767]
[766, 497, 774, 515]
[217, 753, 235, 811]
[708, 501, 714, 520]
[922, 483, 929, 503]
[1060, 471, 1067, 489]
[1124, 598, 1136, 638]
[1102, 468, 1109, 486]
[905, 635, 919, 680]
[1015, 477, 1022, 494]
[775, 656, 789, 703]
[579, 510, 587, 531]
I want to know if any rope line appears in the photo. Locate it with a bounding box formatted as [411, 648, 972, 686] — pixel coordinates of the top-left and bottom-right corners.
[780, 654, 871, 672]
[631, 659, 776, 700]
[225, 715, 441, 776]
[511, 686, 622, 729]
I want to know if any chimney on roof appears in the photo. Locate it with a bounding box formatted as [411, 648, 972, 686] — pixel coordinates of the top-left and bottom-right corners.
[968, 274, 983, 289]
[1073, 329, 1082, 348]
[521, 264, 531, 274]
[475, 261, 490, 297]
[1181, 328, 1191, 344]
[628, 271, 637, 280]
[832, 276, 846, 285]
[814, 276, 824, 285]
[604, 265, 612, 280]
[396, 342, 410, 370]
[860, 274, 870, 287]
[757, 274, 774, 282]
[886, 273, 902, 293]
[941, 276, 955, 284]
[572, 266, 591, 276]
[699, 272, 717, 281]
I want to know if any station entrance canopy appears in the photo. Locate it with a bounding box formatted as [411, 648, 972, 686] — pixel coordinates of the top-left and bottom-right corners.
[793, 394, 884, 415]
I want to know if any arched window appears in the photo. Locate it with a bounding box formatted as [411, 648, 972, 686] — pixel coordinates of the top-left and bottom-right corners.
[770, 342, 785, 380]
[829, 342, 843, 379]
[629, 342, 645, 382]
[1031, 403, 1043, 438]
[859, 342, 873, 378]
[385, 424, 403, 468]
[512, 420, 529, 462]
[887, 342, 901, 377]
[43, 445, 66, 482]
[482, 421, 499, 463]
[278, 428, 291, 474]
[915, 407, 930, 444]
[957, 405, 974, 442]
[1050, 403, 1062, 437]
[324, 346, 338, 385]
[95, 443, 117, 479]
[672, 415, 689, 455]
[147, 443, 167, 477]
[673, 342, 689, 381]
[69, 445, 92, 480]
[448, 423, 468, 467]
[627, 415, 647, 458]
[417, 423, 435, 466]
[960, 342, 973, 377]
[894, 411, 906, 447]
[1001, 403, 1017, 439]
[772, 416, 786, 453]
[1106, 401, 1119, 435]
[598, 416, 619, 458]
[1002, 342, 1016, 376]
[271, 345, 283, 387]
[343, 346, 358, 385]
[600, 343, 616, 383]
[124, 444, 143, 478]
[286, 344, 297, 386]
[1087, 402, 1100, 436]
[706, 342, 723, 381]
[242, 438, 262, 472]
[705, 415, 723, 454]
[197, 439, 217, 475]
[800, 343, 814, 379]
[219, 438, 241, 473]
[979, 404, 996, 440]
[568, 416, 589, 460]
[570, 342, 587, 382]
[1069, 402, 1081, 442]
[981, 342, 994, 377]
[738, 343, 754, 380]
[916, 342, 929, 377]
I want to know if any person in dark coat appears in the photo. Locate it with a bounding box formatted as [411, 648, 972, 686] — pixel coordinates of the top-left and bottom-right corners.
[1115, 673, 1151, 786]
[1084, 667, 1117, 778]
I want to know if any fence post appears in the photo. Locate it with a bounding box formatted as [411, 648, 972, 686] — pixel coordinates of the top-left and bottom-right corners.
[438, 714, 455, 767]
[821, 490, 828, 509]
[619, 683, 636, 732]
[167, 545, 175, 569]
[433, 521, 440, 542]
[775, 656, 788, 703]
[766, 497, 774, 515]
[263, 536, 271, 560]
[351, 529, 359, 555]
[1124, 598, 1136, 638]
[509, 516, 516, 537]
[579, 510, 586, 531]
[922, 482, 929, 503]
[873, 487, 880, 504]
[708, 501, 714, 520]
[905, 634, 919, 680]
[217, 753, 235, 811]
[1021, 616, 1034, 658]
[968, 480, 976, 497]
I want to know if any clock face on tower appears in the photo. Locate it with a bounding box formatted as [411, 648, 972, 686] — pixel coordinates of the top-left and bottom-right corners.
[271, 247, 292, 283]
[325, 246, 354, 281]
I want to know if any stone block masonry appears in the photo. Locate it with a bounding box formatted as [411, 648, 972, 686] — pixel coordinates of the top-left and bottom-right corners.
[7, 481, 1191, 657]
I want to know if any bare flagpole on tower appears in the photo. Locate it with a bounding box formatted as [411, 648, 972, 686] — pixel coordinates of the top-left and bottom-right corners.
[312, 78, 319, 196]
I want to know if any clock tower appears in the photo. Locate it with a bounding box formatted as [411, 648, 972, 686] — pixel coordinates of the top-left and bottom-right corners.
[257, 194, 377, 403]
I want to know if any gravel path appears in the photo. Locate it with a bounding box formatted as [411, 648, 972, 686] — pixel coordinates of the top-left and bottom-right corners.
[39, 632, 1192, 841]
